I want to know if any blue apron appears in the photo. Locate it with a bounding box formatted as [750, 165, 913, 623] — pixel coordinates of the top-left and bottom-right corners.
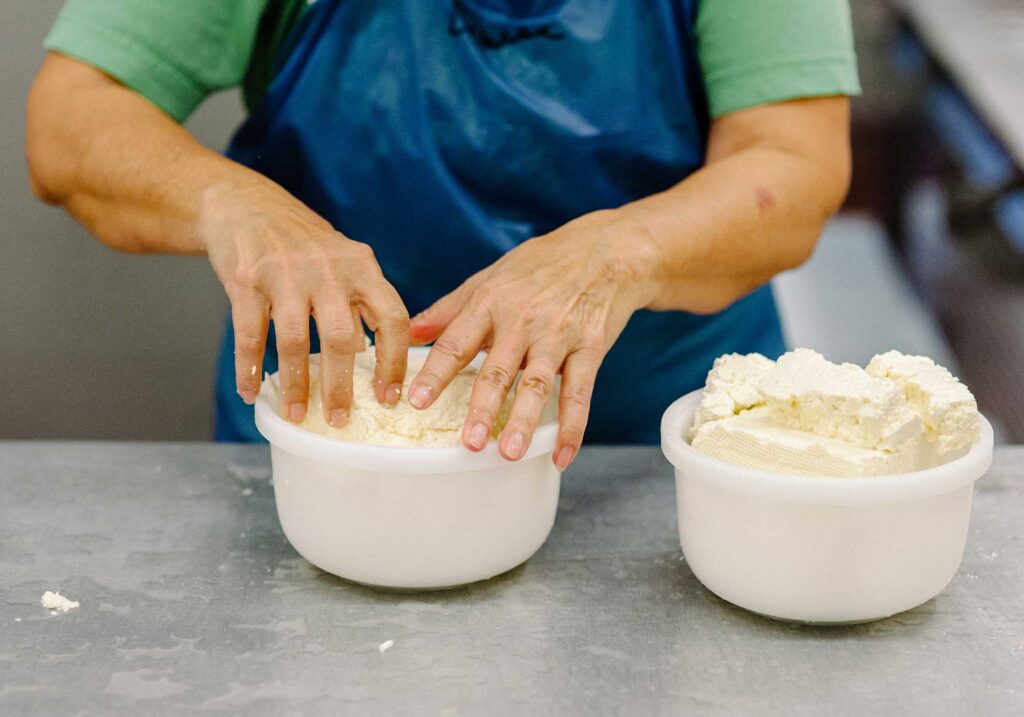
[215, 0, 784, 443]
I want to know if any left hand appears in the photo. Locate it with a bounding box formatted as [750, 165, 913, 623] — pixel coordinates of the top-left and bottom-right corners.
[407, 210, 655, 470]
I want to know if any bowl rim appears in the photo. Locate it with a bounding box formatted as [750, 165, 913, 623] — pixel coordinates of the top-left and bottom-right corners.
[660, 389, 994, 505]
[254, 347, 559, 473]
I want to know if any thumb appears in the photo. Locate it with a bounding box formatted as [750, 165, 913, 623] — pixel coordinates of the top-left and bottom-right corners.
[410, 271, 486, 345]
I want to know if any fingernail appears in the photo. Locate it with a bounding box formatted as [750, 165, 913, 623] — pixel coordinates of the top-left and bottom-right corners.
[555, 446, 575, 471]
[238, 390, 256, 405]
[466, 421, 489, 450]
[329, 408, 349, 427]
[385, 383, 402, 406]
[409, 384, 433, 409]
[288, 403, 306, 423]
[505, 431, 526, 460]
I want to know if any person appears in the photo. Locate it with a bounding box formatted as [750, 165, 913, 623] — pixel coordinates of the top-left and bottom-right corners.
[26, 1, 858, 470]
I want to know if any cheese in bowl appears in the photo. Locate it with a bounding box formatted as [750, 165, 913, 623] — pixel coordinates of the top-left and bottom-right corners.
[688, 348, 979, 477]
[660, 348, 993, 623]
[255, 346, 562, 591]
[268, 351, 520, 447]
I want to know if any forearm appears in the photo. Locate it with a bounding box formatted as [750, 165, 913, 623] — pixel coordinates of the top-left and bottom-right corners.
[26, 53, 272, 255]
[617, 97, 851, 314]
[26, 54, 409, 420]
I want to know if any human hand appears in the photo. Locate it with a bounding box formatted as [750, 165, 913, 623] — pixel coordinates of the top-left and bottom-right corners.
[199, 180, 410, 426]
[407, 210, 655, 470]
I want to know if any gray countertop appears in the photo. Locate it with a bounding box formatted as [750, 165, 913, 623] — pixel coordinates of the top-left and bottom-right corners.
[1, 443, 1022, 716]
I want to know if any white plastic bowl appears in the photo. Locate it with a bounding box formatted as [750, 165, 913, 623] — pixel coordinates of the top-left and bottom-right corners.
[661, 389, 994, 623]
[255, 348, 561, 590]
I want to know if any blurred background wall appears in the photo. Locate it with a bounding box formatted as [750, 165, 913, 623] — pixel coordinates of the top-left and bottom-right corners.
[2, 1, 1021, 441]
[1, 1, 242, 439]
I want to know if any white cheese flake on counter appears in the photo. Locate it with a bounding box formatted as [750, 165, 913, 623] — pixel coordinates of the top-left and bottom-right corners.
[41, 591, 79, 614]
[378, 639, 394, 653]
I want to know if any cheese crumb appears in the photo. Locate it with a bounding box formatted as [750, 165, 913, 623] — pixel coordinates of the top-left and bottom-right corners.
[378, 639, 394, 653]
[41, 591, 79, 614]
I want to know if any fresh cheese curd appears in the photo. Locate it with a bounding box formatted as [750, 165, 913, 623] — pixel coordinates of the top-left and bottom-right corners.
[265, 347, 548, 447]
[689, 349, 980, 477]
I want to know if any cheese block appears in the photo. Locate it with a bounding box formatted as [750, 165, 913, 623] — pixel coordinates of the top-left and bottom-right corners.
[687, 348, 980, 477]
[757, 348, 921, 453]
[866, 351, 979, 457]
[691, 407, 916, 477]
[689, 352, 774, 439]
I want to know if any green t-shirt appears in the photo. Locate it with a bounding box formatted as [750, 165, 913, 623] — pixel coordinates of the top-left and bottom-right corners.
[44, 0, 859, 123]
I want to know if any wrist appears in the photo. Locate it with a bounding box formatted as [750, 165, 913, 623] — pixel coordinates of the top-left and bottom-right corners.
[195, 171, 249, 255]
[592, 207, 663, 311]
[195, 168, 289, 254]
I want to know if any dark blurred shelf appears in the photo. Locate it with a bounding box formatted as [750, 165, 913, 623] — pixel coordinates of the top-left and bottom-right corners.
[895, 0, 1024, 169]
[881, 1, 1024, 442]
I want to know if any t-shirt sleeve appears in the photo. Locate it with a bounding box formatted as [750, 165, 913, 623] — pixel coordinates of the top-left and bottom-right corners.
[43, 0, 270, 122]
[696, 0, 861, 118]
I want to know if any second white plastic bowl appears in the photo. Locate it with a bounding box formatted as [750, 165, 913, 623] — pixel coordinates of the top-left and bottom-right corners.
[255, 347, 561, 590]
[661, 389, 994, 623]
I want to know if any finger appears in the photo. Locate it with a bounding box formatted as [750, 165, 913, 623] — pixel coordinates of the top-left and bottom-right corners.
[272, 297, 312, 423]
[461, 337, 527, 452]
[409, 270, 487, 345]
[408, 305, 491, 411]
[230, 287, 269, 405]
[554, 347, 602, 471]
[356, 280, 410, 406]
[498, 347, 561, 461]
[312, 297, 360, 428]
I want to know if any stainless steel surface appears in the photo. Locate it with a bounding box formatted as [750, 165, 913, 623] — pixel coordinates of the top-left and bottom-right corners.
[2, 443, 1023, 715]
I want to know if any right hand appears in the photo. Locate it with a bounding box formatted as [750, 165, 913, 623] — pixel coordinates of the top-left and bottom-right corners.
[198, 180, 410, 426]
